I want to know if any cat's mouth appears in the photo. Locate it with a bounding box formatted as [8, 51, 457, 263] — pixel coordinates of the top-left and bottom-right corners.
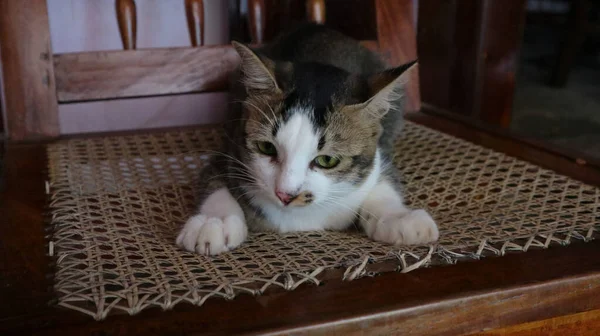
[275, 190, 314, 207]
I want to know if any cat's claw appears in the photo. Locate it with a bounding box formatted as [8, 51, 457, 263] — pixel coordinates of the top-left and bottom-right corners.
[176, 214, 247, 255]
[370, 209, 439, 245]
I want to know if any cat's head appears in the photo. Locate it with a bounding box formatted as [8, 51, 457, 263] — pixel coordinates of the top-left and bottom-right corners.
[232, 42, 416, 209]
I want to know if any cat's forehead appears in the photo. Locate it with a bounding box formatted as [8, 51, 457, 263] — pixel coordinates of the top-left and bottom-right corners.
[277, 63, 370, 128]
[275, 112, 320, 156]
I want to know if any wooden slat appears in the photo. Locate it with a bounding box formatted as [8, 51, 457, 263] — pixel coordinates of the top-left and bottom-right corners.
[54, 40, 378, 103]
[53, 46, 240, 102]
[0, 0, 59, 140]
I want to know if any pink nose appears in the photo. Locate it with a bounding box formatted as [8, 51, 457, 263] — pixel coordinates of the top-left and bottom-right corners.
[276, 191, 295, 205]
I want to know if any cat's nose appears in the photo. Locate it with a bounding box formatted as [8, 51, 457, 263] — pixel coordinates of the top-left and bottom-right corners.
[276, 191, 296, 205]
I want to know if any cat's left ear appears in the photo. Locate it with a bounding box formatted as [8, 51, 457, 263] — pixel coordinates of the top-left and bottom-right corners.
[232, 41, 280, 94]
[362, 60, 418, 118]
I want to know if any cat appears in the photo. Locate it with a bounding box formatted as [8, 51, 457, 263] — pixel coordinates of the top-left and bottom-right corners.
[176, 24, 439, 255]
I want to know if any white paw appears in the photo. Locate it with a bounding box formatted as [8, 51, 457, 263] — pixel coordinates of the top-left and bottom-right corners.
[176, 214, 248, 255]
[369, 209, 439, 245]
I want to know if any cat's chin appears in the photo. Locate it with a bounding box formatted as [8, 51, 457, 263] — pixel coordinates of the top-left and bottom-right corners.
[258, 192, 317, 209]
[274, 201, 313, 209]
[263, 197, 317, 210]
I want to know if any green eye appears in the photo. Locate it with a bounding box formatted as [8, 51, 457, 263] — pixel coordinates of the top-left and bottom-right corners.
[314, 155, 340, 169]
[257, 141, 277, 156]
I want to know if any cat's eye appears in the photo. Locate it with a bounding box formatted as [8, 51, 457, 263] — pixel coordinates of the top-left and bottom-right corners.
[257, 141, 277, 156]
[313, 155, 340, 169]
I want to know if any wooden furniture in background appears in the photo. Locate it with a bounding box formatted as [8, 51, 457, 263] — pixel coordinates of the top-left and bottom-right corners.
[306, 0, 326, 24]
[418, 0, 527, 128]
[0, 0, 419, 141]
[247, 0, 267, 43]
[0, 0, 60, 140]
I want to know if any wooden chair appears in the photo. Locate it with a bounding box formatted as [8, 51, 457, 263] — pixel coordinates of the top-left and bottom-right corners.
[1, 1, 600, 335]
[0, 0, 419, 141]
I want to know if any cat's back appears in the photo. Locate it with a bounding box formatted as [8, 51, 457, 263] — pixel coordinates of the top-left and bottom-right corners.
[258, 23, 385, 75]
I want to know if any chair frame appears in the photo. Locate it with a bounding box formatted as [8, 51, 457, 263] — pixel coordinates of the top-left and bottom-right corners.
[0, 0, 419, 141]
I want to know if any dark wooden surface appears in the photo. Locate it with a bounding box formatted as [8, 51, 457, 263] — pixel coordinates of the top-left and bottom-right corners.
[417, 0, 463, 115]
[0, 0, 60, 140]
[418, 0, 526, 127]
[376, 0, 420, 113]
[1, 112, 599, 335]
[476, 0, 527, 126]
[473, 309, 600, 335]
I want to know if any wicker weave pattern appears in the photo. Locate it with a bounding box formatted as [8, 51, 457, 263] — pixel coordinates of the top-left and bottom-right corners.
[47, 122, 600, 320]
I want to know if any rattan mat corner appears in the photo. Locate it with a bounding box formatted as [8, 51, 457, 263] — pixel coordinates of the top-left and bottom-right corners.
[47, 121, 600, 320]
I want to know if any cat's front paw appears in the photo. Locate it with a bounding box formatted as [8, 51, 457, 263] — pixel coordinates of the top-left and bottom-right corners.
[370, 209, 439, 245]
[176, 214, 248, 255]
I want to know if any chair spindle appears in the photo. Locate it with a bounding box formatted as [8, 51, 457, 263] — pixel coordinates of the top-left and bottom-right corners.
[185, 0, 205, 47]
[306, 0, 326, 24]
[116, 0, 137, 50]
[247, 0, 266, 43]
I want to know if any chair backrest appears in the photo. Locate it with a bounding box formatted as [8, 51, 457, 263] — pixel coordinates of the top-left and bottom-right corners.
[0, 0, 420, 141]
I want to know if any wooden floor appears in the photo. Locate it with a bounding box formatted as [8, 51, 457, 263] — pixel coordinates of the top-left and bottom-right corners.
[1, 112, 599, 335]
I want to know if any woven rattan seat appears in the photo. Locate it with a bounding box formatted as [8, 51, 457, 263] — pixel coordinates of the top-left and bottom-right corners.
[47, 121, 600, 320]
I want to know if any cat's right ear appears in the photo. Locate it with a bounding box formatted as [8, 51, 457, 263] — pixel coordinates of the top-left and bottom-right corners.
[232, 41, 280, 94]
[362, 60, 418, 118]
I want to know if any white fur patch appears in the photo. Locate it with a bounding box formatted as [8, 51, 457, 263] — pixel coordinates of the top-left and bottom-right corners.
[261, 151, 382, 232]
[359, 179, 439, 245]
[243, 105, 438, 237]
[274, 111, 320, 195]
[176, 188, 248, 255]
[249, 140, 382, 232]
[242, 105, 386, 232]
[247, 109, 324, 208]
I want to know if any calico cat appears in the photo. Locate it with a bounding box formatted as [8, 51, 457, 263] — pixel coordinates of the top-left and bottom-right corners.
[176, 24, 439, 255]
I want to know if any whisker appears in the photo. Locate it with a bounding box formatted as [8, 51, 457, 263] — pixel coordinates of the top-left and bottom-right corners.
[242, 100, 276, 128]
[320, 197, 372, 226]
[326, 192, 380, 223]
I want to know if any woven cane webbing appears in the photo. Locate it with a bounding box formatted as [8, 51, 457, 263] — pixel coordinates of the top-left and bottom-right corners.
[47, 121, 600, 320]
